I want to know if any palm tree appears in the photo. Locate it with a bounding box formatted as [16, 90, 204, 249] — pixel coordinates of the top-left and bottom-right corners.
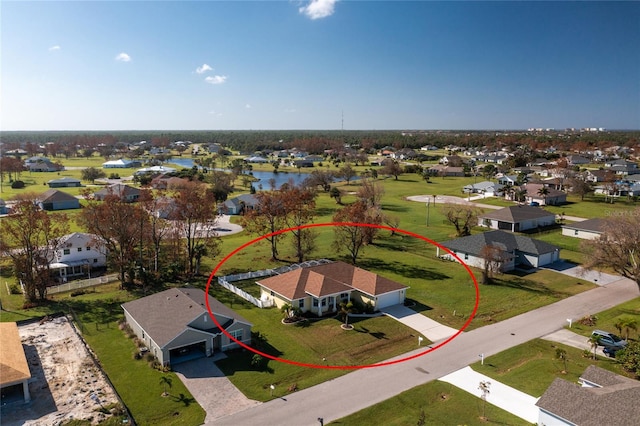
[515, 189, 527, 205]
[339, 301, 354, 327]
[588, 334, 601, 360]
[478, 380, 491, 419]
[621, 317, 638, 340]
[537, 186, 550, 205]
[555, 348, 568, 373]
[159, 376, 172, 397]
[614, 318, 625, 337]
[280, 303, 293, 320]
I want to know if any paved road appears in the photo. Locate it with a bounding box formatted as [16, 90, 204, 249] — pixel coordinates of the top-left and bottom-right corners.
[211, 277, 638, 425]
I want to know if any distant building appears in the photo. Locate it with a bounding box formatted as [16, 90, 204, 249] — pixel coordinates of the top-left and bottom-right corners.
[479, 205, 556, 232]
[102, 159, 141, 168]
[49, 233, 107, 280]
[561, 218, 605, 240]
[47, 177, 82, 188]
[37, 189, 80, 211]
[94, 184, 141, 202]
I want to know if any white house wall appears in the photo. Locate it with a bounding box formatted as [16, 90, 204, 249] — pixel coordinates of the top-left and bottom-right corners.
[561, 228, 601, 240]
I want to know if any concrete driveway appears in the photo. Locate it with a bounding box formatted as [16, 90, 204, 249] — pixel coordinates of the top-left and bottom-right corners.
[172, 356, 260, 423]
[541, 260, 620, 286]
[381, 304, 460, 342]
[542, 328, 610, 357]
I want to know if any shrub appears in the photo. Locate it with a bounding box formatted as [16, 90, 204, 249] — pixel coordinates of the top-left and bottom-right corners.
[133, 351, 142, 360]
[578, 315, 598, 326]
[70, 289, 87, 297]
[8, 284, 21, 294]
[11, 180, 25, 189]
[144, 352, 155, 363]
[108, 173, 120, 179]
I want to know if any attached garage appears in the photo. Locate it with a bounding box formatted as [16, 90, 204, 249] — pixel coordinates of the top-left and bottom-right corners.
[122, 288, 252, 366]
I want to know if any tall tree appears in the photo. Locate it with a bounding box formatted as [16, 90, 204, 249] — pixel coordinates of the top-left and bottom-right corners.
[81, 166, 106, 184]
[139, 190, 173, 273]
[441, 203, 480, 237]
[332, 201, 382, 264]
[582, 211, 640, 291]
[0, 200, 69, 303]
[171, 181, 221, 275]
[338, 164, 357, 185]
[381, 159, 403, 180]
[537, 186, 550, 204]
[78, 192, 146, 286]
[242, 190, 287, 260]
[282, 185, 317, 263]
[479, 244, 508, 284]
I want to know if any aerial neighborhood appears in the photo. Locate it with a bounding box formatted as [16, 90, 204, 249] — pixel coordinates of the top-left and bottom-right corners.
[1, 128, 640, 426]
[2, 2, 640, 425]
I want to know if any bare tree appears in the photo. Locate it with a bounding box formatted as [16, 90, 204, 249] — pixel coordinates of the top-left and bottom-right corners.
[282, 185, 317, 263]
[338, 164, 357, 185]
[78, 193, 146, 286]
[242, 190, 287, 260]
[0, 200, 69, 303]
[441, 203, 481, 237]
[381, 159, 403, 180]
[333, 201, 382, 264]
[171, 181, 221, 276]
[357, 177, 384, 208]
[479, 244, 508, 284]
[478, 380, 491, 420]
[582, 210, 640, 291]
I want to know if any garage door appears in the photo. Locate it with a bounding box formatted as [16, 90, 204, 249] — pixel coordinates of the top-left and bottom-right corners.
[376, 292, 402, 309]
[169, 341, 206, 365]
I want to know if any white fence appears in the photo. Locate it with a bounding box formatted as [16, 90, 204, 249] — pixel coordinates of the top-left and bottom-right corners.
[47, 274, 119, 295]
[217, 277, 274, 308]
[217, 259, 333, 309]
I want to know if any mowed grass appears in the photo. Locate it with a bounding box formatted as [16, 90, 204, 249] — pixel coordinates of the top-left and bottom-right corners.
[216, 306, 420, 401]
[330, 380, 529, 426]
[469, 338, 635, 397]
[563, 297, 640, 341]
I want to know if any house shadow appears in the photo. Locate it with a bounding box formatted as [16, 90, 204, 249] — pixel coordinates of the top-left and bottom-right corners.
[0, 344, 57, 426]
[356, 258, 450, 281]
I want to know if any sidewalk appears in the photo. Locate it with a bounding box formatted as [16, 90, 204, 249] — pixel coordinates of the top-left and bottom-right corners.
[439, 366, 539, 424]
[380, 304, 460, 342]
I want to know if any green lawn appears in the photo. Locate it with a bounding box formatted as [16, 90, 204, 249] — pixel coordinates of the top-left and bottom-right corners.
[330, 380, 529, 426]
[469, 338, 635, 397]
[215, 307, 421, 401]
[563, 297, 640, 341]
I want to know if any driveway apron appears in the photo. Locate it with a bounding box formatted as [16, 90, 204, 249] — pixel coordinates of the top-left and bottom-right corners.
[381, 304, 460, 342]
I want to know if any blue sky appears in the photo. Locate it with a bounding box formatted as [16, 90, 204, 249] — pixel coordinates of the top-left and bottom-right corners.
[1, 1, 638, 131]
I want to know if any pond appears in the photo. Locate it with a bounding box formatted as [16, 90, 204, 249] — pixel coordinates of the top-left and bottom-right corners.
[167, 157, 355, 189]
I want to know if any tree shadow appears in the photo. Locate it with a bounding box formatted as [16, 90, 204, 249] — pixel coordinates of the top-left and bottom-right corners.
[356, 258, 450, 281]
[171, 393, 196, 407]
[381, 204, 409, 213]
[352, 325, 388, 340]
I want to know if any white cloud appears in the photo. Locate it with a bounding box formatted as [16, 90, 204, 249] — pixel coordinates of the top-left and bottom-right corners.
[48, 45, 61, 51]
[205, 75, 227, 85]
[245, 104, 252, 109]
[196, 64, 213, 74]
[299, 0, 337, 20]
[209, 110, 223, 117]
[285, 108, 297, 113]
[115, 52, 131, 62]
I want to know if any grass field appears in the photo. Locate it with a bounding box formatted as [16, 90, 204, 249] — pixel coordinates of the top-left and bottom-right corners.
[470, 338, 635, 397]
[330, 380, 529, 426]
[563, 297, 640, 341]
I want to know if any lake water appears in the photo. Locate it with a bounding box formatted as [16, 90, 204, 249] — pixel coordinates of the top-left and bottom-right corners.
[167, 157, 325, 189]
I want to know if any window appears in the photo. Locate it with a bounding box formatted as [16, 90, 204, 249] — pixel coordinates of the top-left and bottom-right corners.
[321, 298, 327, 307]
[230, 329, 243, 341]
[298, 299, 304, 309]
[313, 299, 319, 307]
[340, 293, 349, 301]
[93, 259, 98, 263]
[77, 247, 82, 252]
[63, 249, 70, 255]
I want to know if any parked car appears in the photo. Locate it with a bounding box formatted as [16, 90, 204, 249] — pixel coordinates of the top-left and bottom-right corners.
[591, 330, 627, 349]
[603, 346, 619, 358]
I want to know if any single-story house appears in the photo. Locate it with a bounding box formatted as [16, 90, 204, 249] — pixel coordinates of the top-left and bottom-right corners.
[520, 183, 567, 206]
[220, 194, 259, 215]
[561, 218, 605, 240]
[462, 181, 503, 195]
[26, 158, 64, 172]
[256, 261, 408, 315]
[102, 159, 141, 168]
[135, 165, 177, 175]
[47, 177, 82, 188]
[294, 160, 314, 168]
[122, 288, 252, 366]
[150, 176, 191, 190]
[436, 230, 561, 271]
[496, 175, 518, 185]
[479, 205, 556, 232]
[536, 365, 640, 426]
[426, 165, 465, 177]
[244, 156, 269, 164]
[0, 322, 32, 403]
[566, 155, 591, 166]
[37, 189, 80, 211]
[94, 184, 141, 202]
[49, 232, 107, 281]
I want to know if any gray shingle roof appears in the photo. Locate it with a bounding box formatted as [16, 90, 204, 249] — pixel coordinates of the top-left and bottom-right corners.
[536, 366, 640, 426]
[440, 230, 559, 257]
[38, 189, 79, 203]
[562, 218, 605, 234]
[480, 205, 555, 223]
[121, 288, 251, 348]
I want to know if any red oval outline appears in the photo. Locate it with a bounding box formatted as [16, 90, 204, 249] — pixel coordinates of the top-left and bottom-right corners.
[205, 222, 479, 370]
